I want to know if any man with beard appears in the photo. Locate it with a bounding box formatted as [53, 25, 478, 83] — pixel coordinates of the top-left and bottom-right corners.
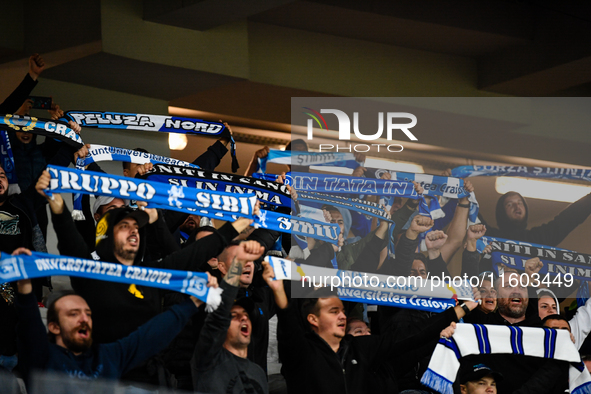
[482, 191, 591, 247]
[35, 170, 255, 389]
[464, 271, 539, 326]
[11, 247, 217, 388]
[462, 271, 568, 394]
[174, 214, 201, 246]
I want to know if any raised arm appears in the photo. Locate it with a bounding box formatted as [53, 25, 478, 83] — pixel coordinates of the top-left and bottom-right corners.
[13, 248, 50, 385]
[439, 180, 474, 262]
[191, 241, 264, 370]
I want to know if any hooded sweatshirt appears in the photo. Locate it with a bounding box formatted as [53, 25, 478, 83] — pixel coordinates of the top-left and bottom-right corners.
[484, 191, 591, 247]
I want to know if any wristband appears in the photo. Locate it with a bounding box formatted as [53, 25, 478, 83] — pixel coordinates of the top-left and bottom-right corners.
[457, 203, 470, 208]
[460, 302, 472, 315]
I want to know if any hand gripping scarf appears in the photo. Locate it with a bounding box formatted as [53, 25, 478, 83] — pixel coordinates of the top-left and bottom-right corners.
[63, 111, 239, 172]
[0, 115, 84, 194]
[46, 165, 313, 238]
[265, 256, 474, 313]
[421, 323, 591, 394]
[0, 251, 222, 311]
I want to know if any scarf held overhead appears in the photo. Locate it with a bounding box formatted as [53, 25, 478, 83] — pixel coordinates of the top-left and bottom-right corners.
[72, 146, 200, 218]
[0, 251, 222, 311]
[452, 165, 591, 183]
[45, 165, 297, 236]
[76, 144, 200, 170]
[141, 163, 291, 207]
[421, 323, 591, 394]
[63, 111, 239, 172]
[0, 115, 84, 148]
[257, 149, 361, 173]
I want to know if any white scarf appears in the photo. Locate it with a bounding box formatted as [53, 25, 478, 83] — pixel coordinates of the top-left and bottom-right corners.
[421, 323, 591, 394]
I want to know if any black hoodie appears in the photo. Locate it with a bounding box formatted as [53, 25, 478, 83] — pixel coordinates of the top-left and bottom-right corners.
[483, 191, 591, 247]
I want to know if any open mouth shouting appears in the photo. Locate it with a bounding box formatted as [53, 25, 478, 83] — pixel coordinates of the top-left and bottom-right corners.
[127, 234, 139, 247]
[240, 323, 250, 337]
[75, 323, 91, 340]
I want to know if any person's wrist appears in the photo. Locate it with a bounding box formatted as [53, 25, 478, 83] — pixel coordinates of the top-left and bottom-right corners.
[457, 202, 470, 208]
[406, 229, 419, 240]
[427, 249, 440, 259]
[460, 302, 472, 315]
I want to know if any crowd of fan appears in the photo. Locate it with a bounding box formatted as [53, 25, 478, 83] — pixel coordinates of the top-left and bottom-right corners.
[1, 54, 591, 394]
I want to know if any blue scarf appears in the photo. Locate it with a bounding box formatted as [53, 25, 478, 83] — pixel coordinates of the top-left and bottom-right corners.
[452, 165, 591, 182]
[1, 115, 84, 147]
[252, 172, 293, 186]
[46, 165, 299, 237]
[257, 149, 361, 173]
[63, 111, 239, 172]
[141, 163, 291, 208]
[290, 216, 341, 244]
[73, 146, 200, 218]
[76, 144, 200, 170]
[478, 236, 585, 303]
[291, 172, 432, 218]
[0, 251, 222, 311]
[0, 115, 84, 195]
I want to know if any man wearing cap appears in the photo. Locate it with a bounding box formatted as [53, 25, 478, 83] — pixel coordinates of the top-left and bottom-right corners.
[459, 364, 502, 394]
[35, 169, 256, 389]
[9, 247, 217, 388]
[191, 240, 268, 394]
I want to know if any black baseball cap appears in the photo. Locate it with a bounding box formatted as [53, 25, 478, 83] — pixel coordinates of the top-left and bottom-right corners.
[110, 206, 149, 229]
[233, 297, 255, 318]
[460, 363, 503, 384]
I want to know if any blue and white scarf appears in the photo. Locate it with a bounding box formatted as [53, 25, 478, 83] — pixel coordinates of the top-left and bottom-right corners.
[0, 115, 84, 195]
[365, 168, 479, 225]
[291, 172, 433, 218]
[0, 251, 222, 311]
[45, 165, 295, 234]
[0, 115, 84, 147]
[265, 256, 474, 313]
[73, 146, 201, 219]
[76, 144, 199, 170]
[63, 111, 239, 172]
[289, 216, 341, 244]
[257, 149, 361, 173]
[421, 323, 591, 394]
[141, 163, 291, 208]
[452, 165, 591, 182]
[252, 172, 293, 186]
[478, 236, 587, 303]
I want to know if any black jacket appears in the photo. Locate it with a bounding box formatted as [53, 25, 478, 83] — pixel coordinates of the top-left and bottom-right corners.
[277, 302, 460, 394]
